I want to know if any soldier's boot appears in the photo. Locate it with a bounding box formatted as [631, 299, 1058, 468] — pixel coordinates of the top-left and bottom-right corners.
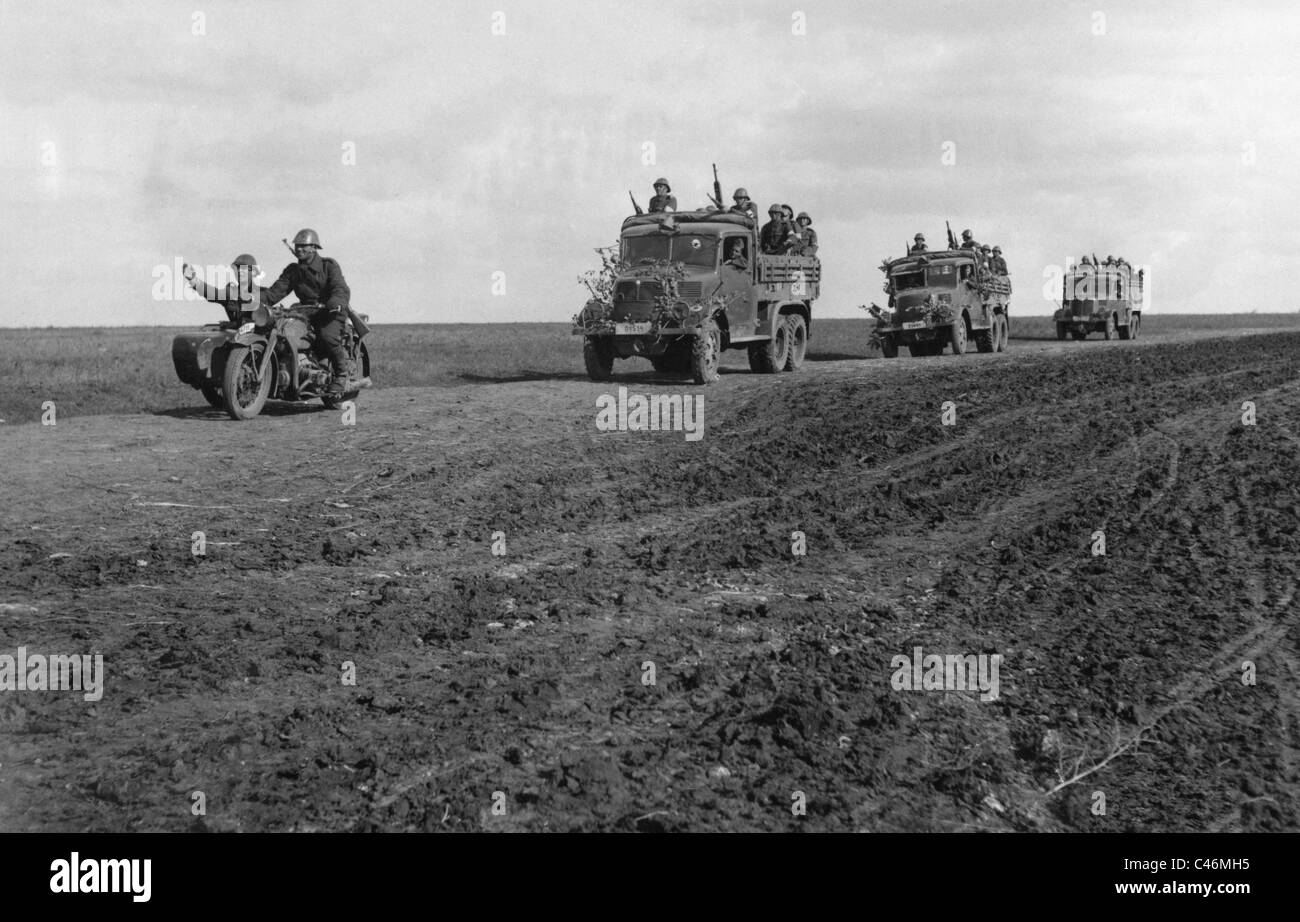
[326, 347, 353, 398]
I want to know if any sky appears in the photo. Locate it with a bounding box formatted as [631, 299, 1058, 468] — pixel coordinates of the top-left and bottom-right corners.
[1, 0, 1296, 326]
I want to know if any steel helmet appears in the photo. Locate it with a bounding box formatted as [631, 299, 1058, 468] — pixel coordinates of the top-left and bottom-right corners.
[293, 228, 321, 248]
[797, 211, 811, 224]
[992, 246, 1002, 254]
[733, 187, 749, 199]
[961, 228, 973, 238]
[914, 233, 926, 241]
[653, 177, 671, 192]
[231, 253, 258, 269]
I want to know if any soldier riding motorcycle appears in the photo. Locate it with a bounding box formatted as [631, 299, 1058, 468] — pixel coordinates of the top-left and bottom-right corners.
[171, 243, 372, 420]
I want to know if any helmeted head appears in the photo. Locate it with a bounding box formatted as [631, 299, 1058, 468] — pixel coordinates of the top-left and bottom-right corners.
[961, 229, 973, 240]
[653, 178, 671, 193]
[230, 253, 260, 290]
[992, 246, 1002, 255]
[768, 205, 782, 218]
[292, 228, 321, 262]
[915, 233, 926, 242]
[733, 187, 749, 202]
[981, 245, 992, 254]
[782, 204, 794, 221]
[1106, 254, 1114, 263]
[797, 212, 811, 226]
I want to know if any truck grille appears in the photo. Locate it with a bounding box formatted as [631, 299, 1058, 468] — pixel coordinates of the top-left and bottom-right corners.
[613, 302, 654, 321]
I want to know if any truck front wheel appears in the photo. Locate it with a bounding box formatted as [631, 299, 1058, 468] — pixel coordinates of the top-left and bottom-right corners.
[881, 334, 899, 358]
[783, 314, 808, 371]
[692, 318, 721, 385]
[1103, 312, 1118, 340]
[583, 335, 614, 381]
[1055, 322, 1068, 341]
[948, 318, 968, 355]
[747, 319, 789, 373]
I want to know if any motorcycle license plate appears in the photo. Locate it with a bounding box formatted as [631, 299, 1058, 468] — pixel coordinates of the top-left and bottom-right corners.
[902, 320, 928, 330]
[615, 322, 651, 335]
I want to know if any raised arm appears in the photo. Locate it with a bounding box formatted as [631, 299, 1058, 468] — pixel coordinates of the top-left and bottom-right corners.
[183, 263, 224, 303]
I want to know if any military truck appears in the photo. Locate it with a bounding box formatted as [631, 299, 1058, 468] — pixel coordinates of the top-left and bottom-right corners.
[872, 248, 1010, 357]
[1053, 260, 1143, 340]
[573, 209, 821, 384]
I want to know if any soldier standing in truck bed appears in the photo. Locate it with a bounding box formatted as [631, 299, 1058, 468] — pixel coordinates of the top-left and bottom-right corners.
[909, 233, 928, 254]
[760, 205, 797, 254]
[795, 212, 818, 256]
[648, 178, 677, 213]
[990, 246, 1008, 276]
[960, 228, 981, 251]
[729, 188, 758, 218]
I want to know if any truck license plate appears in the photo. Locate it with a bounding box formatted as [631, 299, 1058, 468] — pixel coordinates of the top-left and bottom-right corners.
[615, 322, 651, 335]
[902, 320, 928, 330]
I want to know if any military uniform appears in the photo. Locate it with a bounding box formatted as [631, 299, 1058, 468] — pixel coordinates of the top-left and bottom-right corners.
[729, 200, 757, 218]
[760, 219, 796, 254]
[990, 255, 1008, 275]
[648, 193, 678, 213]
[794, 213, 817, 256]
[263, 252, 352, 381]
[909, 242, 928, 254]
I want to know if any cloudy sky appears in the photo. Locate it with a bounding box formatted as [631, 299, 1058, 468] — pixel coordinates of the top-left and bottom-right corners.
[1, 0, 1295, 326]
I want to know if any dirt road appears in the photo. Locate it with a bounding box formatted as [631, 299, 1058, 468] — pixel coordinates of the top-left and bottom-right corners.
[2, 328, 1298, 831]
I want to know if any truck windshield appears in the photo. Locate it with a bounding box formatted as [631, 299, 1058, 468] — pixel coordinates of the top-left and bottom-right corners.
[891, 265, 958, 290]
[624, 234, 719, 269]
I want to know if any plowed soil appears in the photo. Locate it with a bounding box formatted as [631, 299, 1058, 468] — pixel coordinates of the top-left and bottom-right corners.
[2, 329, 1298, 832]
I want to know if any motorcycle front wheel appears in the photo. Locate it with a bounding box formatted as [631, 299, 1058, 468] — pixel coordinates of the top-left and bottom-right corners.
[222, 344, 271, 420]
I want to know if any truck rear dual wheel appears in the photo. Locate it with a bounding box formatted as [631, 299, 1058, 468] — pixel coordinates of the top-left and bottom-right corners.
[1103, 312, 1118, 340]
[973, 322, 995, 353]
[1119, 314, 1140, 340]
[583, 335, 614, 381]
[995, 315, 1009, 352]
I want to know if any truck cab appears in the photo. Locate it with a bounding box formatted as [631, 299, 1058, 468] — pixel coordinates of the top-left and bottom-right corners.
[574, 210, 821, 384]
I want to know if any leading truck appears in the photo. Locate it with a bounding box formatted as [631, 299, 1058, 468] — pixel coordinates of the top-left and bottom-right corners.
[573, 209, 821, 384]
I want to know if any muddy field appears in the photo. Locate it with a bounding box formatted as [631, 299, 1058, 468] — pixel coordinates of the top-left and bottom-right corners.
[2, 327, 1298, 832]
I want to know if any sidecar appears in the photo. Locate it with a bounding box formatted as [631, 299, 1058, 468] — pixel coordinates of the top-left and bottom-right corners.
[172, 323, 238, 408]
